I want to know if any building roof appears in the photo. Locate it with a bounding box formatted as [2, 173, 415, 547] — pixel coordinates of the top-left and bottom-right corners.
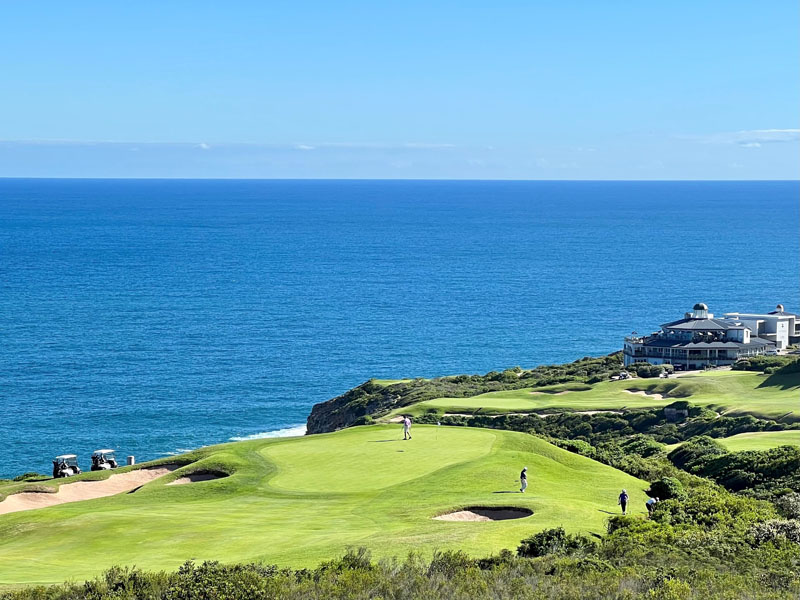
[661, 317, 736, 331]
[768, 310, 799, 317]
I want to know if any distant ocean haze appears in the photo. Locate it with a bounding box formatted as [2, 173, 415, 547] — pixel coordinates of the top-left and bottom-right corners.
[0, 179, 797, 478]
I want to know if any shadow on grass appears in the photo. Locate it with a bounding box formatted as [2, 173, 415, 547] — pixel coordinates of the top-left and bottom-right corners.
[492, 490, 521, 494]
[756, 372, 800, 391]
[369, 439, 400, 443]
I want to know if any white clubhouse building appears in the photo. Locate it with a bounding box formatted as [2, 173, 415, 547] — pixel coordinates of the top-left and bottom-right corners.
[623, 303, 797, 369]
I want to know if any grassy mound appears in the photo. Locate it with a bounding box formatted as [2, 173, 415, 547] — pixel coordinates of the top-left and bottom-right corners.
[0, 425, 646, 586]
[394, 370, 800, 422]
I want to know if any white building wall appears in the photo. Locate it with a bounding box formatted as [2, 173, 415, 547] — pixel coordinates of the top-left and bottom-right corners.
[724, 312, 792, 349]
[775, 320, 789, 349]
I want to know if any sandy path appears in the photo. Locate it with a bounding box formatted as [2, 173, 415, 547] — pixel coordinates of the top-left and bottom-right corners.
[443, 412, 532, 418]
[568, 410, 624, 416]
[443, 410, 623, 419]
[623, 389, 665, 400]
[0, 465, 178, 515]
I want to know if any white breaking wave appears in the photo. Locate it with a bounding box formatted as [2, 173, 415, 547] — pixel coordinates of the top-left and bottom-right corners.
[161, 447, 203, 456]
[229, 424, 307, 441]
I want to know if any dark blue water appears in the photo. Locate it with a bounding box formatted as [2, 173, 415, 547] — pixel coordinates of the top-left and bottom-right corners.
[1, 179, 797, 478]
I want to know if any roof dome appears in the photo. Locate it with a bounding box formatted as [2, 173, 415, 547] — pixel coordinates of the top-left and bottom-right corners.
[777, 304, 784, 312]
[693, 302, 708, 311]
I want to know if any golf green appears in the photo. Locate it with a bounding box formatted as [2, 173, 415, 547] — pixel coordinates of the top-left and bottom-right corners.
[0, 425, 646, 586]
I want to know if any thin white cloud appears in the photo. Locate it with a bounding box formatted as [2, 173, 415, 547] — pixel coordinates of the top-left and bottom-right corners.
[683, 128, 800, 147]
[0, 139, 458, 152]
[293, 142, 456, 150]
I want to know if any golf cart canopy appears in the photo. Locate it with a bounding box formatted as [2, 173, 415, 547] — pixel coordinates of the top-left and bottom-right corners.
[55, 454, 77, 460]
[92, 449, 115, 455]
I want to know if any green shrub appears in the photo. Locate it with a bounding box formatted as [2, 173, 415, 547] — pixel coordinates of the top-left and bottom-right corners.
[427, 549, 475, 577]
[775, 359, 800, 375]
[668, 436, 727, 472]
[621, 435, 666, 458]
[646, 577, 692, 600]
[553, 438, 597, 458]
[517, 527, 597, 558]
[733, 356, 796, 372]
[750, 519, 800, 545]
[648, 477, 686, 501]
[776, 493, 800, 519]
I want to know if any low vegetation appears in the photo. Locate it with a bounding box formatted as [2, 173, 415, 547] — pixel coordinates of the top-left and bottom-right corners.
[668, 436, 800, 499]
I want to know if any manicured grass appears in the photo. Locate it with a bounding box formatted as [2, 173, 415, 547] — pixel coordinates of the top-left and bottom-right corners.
[0, 425, 646, 586]
[392, 371, 800, 423]
[664, 429, 800, 454]
[715, 430, 800, 452]
[371, 378, 415, 386]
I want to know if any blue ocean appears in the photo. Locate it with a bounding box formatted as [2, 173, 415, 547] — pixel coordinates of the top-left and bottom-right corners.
[0, 179, 797, 478]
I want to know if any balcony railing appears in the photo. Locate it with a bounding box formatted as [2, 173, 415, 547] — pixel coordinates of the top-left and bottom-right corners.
[623, 349, 736, 360]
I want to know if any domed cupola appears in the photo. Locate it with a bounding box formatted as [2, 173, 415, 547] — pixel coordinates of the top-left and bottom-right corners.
[691, 303, 710, 319]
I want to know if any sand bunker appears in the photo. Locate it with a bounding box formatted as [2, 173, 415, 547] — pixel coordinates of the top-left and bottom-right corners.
[0, 465, 179, 516]
[434, 507, 533, 522]
[167, 472, 227, 485]
[624, 389, 665, 400]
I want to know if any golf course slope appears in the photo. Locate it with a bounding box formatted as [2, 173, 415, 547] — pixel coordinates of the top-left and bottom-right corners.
[393, 370, 800, 422]
[714, 430, 800, 452]
[0, 424, 646, 586]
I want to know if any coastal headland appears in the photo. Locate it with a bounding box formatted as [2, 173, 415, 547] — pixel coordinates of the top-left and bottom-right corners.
[1, 353, 798, 589]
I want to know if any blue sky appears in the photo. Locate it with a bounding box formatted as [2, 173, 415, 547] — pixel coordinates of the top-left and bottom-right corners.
[1, 1, 798, 179]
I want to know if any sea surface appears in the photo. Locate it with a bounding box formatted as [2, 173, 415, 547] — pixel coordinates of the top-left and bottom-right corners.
[1, 179, 797, 478]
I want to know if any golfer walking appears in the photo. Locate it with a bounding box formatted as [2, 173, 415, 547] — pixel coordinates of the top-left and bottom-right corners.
[403, 416, 412, 440]
[618, 489, 629, 515]
[519, 467, 528, 493]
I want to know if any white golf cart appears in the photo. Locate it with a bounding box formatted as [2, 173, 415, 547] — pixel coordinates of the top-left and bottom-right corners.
[52, 454, 81, 478]
[91, 449, 119, 471]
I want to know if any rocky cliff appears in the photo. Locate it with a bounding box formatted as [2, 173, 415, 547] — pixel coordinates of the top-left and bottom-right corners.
[306, 353, 624, 434]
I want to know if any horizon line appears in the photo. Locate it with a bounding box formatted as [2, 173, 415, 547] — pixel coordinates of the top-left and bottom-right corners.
[1, 176, 798, 183]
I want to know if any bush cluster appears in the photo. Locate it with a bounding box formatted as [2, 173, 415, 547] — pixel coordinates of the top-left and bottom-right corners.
[668, 437, 800, 498]
[629, 363, 674, 378]
[776, 493, 800, 519]
[750, 519, 800, 545]
[733, 356, 798, 372]
[418, 401, 797, 450]
[516, 527, 597, 558]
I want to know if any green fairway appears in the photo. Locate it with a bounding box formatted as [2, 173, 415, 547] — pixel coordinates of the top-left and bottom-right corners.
[715, 430, 800, 452]
[664, 429, 800, 454]
[392, 371, 800, 422]
[0, 425, 646, 586]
